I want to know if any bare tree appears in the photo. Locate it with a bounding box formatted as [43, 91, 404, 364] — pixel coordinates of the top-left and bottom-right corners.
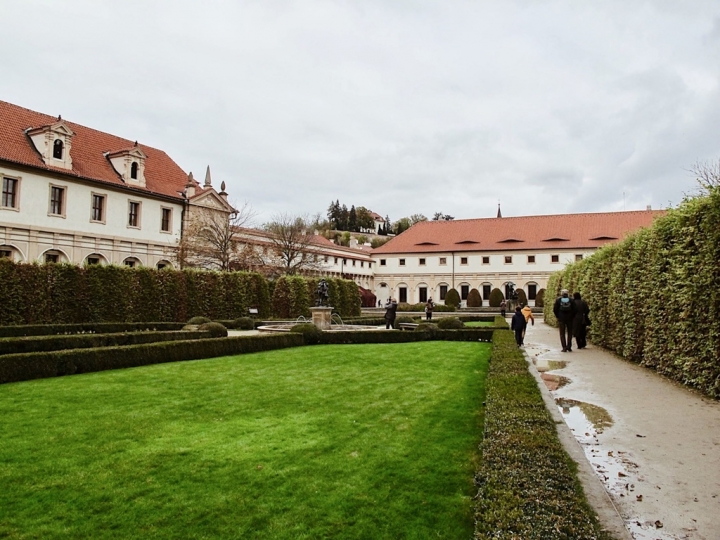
[263, 213, 323, 275]
[177, 201, 257, 271]
[690, 159, 720, 193]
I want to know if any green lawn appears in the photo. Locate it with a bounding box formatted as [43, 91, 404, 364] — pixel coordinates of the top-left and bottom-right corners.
[463, 321, 494, 327]
[0, 341, 489, 539]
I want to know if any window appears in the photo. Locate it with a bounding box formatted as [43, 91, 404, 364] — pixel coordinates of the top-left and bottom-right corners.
[128, 201, 140, 227]
[86, 256, 100, 265]
[399, 287, 407, 303]
[504, 256, 512, 264]
[91, 194, 105, 222]
[334, 257, 338, 264]
[461, 285, 469, 300]
[551, 254, 560, 263]
[2, 177, 18, 208]
[360, 261, 364, 267]
[124, 259, 136, 268]
[325, 256, 329, 263]
[399, 259, 406, 266]
[419, 258, 426, 266]
[439, 257, 447, 265]
[157, 262, 167, 270]
[0, 249, 12, 259]
[131, 162, 139, 179]
[161, 207, 172, 232]
[483, 284, 491, 300]
[49, 186, 65, 216]
[460, 257, 468, 265]
[482, 256, 490, 264]
[45, 253, 59, 263]
[53, 139, 63, 159]
[575, 254, 583, 261]
[527, 255, 535, 263]
[439, 285, 448, 300]
[528, 284, 537, 300]
[352, 260, 356, 267]
[419, 287, 427, 303]
[380, 259, 386, 266]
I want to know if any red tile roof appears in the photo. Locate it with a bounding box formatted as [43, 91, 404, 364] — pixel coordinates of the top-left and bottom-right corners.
[372, 210, 666, 254]
[0, 100, 189, 200]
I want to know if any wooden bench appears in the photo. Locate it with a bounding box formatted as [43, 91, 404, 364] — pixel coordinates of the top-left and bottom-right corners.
[248, 308, 259, 316]
[398, 323, 418, 331]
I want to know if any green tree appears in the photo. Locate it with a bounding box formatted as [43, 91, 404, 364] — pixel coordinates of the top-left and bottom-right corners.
[444, 288, 461, 308]
[467, 288, 482, 307]
[489, 288, 504, 307]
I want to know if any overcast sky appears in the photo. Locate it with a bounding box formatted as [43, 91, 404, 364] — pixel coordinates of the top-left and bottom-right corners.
[2, 1, 719, 224]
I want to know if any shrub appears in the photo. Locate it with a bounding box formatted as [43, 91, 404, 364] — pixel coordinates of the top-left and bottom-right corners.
[437, 317, 464, 329]
[535, 288, 545, 308]
[396, 316, 417, 325]
[466, 288, 482, 307]
[488, 288, 504, 307]
[444, 288, 461, 309]
[515, 288, 528, 306]
[414, 323, 438, 334]
[290, 323, 322, 345]
[198, 322, 228, 338]
[233, 317, 255, 330]
[188, 316, 211, 325]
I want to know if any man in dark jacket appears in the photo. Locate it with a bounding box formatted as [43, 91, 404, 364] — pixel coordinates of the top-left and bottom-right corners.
[573, 292, 590, 349]
[384, 298, 398, 329]
[553, 289, 577, 352]
[510, 306, 527, 346]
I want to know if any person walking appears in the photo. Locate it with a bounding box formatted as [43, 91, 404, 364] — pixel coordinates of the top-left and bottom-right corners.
[573, 292, 590, 349]
[384, 297, 398, 329]
[425, 297, 434, 321]
[553, 288, 577, 352]
[500, 299, 507, 318]
[511, 306, 527, 346]
[521, 304, 534, 343]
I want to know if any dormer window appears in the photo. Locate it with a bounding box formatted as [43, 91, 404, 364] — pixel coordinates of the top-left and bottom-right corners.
[53, 139, 64, 159]
[26, 118, 74, 170]
[106, 144, 147, 188]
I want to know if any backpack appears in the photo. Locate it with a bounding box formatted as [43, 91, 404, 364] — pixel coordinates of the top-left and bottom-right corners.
[559, 297, 572, 313]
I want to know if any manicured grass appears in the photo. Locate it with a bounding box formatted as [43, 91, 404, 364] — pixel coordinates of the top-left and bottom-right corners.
[463, 321, 494, 327]
[0, 342, 489, 539]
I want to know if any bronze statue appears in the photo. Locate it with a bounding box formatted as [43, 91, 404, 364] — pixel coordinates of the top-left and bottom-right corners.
[316, 279, 329, 307]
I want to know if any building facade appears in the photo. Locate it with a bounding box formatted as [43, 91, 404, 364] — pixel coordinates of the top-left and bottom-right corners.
[0, 100, 229, 268]
[370, 211, 664, 306]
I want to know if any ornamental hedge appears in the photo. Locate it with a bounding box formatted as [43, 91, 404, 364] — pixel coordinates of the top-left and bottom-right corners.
[474, 329, 613, 538]
[0, 261, 360, 326]
[544, 188, 720, 398]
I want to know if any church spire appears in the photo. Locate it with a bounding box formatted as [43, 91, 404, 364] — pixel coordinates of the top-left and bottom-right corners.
[496, 202, 502, 218]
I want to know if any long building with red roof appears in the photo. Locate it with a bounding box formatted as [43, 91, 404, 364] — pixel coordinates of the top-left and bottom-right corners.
[370, 210, 664, 306]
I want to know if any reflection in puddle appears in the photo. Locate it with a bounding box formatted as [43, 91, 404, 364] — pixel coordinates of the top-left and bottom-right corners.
[534, 358, 567, 372]
[541, 373, 570, 391]
[555, 399, 681, 539]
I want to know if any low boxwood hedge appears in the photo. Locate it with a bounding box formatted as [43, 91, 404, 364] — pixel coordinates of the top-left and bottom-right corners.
[0, 322, 186, 338]
[0, 331, 210, 356]
[314, 328, 494, 345]
[473, 330, 613, 538]
[0, 334, 304, 384]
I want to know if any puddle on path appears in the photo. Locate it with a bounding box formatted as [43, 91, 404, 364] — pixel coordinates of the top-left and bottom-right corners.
[555, 398, 685, 540]
[541, 373, 570, 391]
[534, 358, 567, 372]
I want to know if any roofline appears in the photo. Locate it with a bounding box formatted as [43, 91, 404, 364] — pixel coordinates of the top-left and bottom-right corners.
[0, 157, 185, 204]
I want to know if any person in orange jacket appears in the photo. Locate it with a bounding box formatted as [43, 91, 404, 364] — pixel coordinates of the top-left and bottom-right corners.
[521, 304, 534, 343]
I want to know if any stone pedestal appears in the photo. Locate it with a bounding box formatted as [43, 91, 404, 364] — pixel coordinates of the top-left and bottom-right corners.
[310, 306, 333, 330]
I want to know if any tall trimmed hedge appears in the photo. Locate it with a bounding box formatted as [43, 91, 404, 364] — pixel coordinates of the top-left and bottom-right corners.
[544, 188, 720, 398]
[488, 288, 504, 307]
[271, 276, 361, 319]
[0, 262, 269, 325]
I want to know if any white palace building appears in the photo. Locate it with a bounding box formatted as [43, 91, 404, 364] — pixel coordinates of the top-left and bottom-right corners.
[1, 99, 663, 306]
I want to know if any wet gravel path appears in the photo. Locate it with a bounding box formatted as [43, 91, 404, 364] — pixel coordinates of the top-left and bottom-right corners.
[522, 319, 720, 540]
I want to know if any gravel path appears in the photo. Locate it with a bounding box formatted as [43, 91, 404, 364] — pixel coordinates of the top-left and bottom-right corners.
[522, 319, 720, 540]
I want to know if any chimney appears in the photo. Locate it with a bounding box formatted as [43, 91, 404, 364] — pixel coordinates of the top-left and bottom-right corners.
[646, 205, 652, 211]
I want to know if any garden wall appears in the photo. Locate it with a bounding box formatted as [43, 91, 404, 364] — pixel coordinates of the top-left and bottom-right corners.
[543, 188, 720, 398]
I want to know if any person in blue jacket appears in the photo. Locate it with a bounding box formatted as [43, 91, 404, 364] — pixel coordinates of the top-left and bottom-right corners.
[510, 306, 527, 346]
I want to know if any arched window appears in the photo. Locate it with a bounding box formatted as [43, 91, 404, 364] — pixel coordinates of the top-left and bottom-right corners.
[130, 162, 138, 179]
[53, 139, 64, 159]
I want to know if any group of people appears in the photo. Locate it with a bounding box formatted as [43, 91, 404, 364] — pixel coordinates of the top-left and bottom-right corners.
[510, 289, 591, 351]
[552, 289, 590, 352]
[510, 304, 535, 346]
[382, 297, 435, 329]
